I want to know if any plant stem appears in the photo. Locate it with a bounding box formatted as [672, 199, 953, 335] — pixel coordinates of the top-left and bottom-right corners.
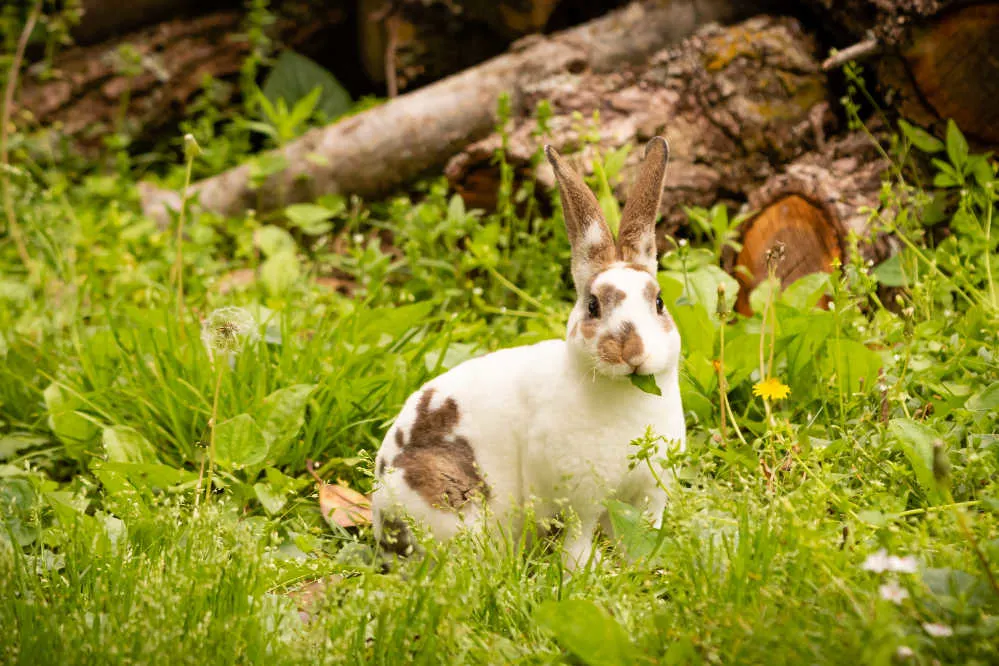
[718, 314, 727, 444]
[985, 199, 996, 312]
[1, 0, 43, 275]
[205, 362, 224, 504]
[174, 148, 196, 325]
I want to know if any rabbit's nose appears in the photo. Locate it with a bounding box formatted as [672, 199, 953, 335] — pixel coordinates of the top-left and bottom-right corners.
[626, 353, 649, 372]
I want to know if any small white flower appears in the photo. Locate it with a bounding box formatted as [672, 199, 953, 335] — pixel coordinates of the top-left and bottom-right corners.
[895, 646, 914, 659]
[887, 554, 918, 574]
[352, 233, 364, 244]
[879, 580, 909, 604]
[862, 549, 891, 573]
[862, 549, 918, 574]
[922, 622, 953, 638]
[893, 354, 901, 362]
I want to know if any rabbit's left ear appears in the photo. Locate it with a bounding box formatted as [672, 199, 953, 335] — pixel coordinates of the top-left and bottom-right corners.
[617, 137, 669, 274]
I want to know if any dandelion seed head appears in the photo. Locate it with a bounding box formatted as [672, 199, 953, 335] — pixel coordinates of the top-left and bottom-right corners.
[201, 307, 258, 359]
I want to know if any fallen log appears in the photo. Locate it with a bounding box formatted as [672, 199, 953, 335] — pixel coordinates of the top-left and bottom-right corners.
[357, 0, 618, 93]
[16, 2, 348, 153]
[139, 0, 769, 224]
[446, 15, 830, 238]
[813, 0, 999, 146]
[72, 0, 238, 46]
[728, 130, 893, 314]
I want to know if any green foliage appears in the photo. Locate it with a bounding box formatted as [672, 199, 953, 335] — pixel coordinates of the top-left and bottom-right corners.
[1, 34, 997, 661]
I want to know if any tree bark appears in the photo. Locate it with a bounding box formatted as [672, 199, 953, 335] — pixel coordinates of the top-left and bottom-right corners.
[814, 0, 999, 147]
[72, 0, 238, 46]
[139, 0, 770, 224]
[447, 16, 830, 238]
[16, 2, 348, 153]
[357, 0, 621, 93]
[728, 130, 893, 314]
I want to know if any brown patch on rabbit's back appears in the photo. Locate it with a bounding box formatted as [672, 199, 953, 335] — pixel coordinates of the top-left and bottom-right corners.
[392, 389, 489, 509]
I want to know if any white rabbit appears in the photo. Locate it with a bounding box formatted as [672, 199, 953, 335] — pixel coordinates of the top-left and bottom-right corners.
[372, 137, 685, 569]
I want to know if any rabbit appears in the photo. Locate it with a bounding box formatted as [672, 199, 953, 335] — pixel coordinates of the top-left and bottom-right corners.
[371, 136, 684, 569]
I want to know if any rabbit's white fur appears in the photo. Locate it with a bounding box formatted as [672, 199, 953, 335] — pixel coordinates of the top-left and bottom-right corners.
[372, 137, 684, 568]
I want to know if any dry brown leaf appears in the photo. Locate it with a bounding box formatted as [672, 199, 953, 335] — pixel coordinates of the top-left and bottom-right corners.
[319, 482, 372, 528]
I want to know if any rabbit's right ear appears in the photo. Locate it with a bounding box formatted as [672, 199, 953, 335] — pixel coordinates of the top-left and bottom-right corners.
[545, 146, 615, 290]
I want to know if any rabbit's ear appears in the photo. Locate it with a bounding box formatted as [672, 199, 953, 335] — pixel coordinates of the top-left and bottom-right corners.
[617, 137, 669, 274]
[545, 145, 615, 290]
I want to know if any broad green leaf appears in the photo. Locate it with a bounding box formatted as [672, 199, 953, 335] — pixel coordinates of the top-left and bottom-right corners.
[888, 418, 942, 502]
[0, 478, 39, 546]
[899, 119, 944, 153]
[945, 119, 968, 169]
[254, 481, 288, 515]
[261, 249, 301, 296]
[262, 51, 352, 119]
[357, 301, 434, 341]
[605, 499, 658, 561]
[214, 414, 268, 468]
[871, 253, 909, 287]
[823, 339, 882, 395]
[95, 462, 197, 488]
[285, 203, 335, 235]
[781, 272, 831, 310]
[630, 374, 661, 396]
[0, 434, 47, 461]
[922, 568, 990, 609]
[102, 426, 157, 464]
[535, 599, 637, 666]
[966, 383, 999, 413]
[255, 225, 296, 258]
[44, 382, 99, 461]
[256, 384, 315, 461]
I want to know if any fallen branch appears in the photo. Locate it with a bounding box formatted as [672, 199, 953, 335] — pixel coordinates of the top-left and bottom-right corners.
[139, 0, 769, 224]
[447, 16, 831, 239]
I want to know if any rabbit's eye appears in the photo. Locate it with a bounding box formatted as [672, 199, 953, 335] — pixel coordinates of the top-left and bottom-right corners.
[656, 293, 664, 314]
[587, 295, 600, 318]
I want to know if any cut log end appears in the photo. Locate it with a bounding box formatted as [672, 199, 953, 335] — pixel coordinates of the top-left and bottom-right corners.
[899, 3, 999, 145]
[733, 194, 841, 315]
[732, 131, 893, 315]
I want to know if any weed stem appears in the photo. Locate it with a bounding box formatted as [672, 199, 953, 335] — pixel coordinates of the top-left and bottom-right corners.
[1, 0, 43, 275]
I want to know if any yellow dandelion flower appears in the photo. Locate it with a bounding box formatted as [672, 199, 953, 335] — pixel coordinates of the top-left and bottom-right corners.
[753, 377, 790, 401]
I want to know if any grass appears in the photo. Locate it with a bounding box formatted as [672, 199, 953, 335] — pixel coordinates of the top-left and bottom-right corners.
[1, 48, 998, 663]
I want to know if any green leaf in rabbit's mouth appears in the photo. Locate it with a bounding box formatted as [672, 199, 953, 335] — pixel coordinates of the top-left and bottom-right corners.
[630, 374, 661, 396]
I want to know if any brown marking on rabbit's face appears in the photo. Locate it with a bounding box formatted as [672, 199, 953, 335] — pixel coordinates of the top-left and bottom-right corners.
[643, 279, 674, 332]
[377, 457, 386, 477]
[392, 388, 489, 509]
[597, 322, 644, 367]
